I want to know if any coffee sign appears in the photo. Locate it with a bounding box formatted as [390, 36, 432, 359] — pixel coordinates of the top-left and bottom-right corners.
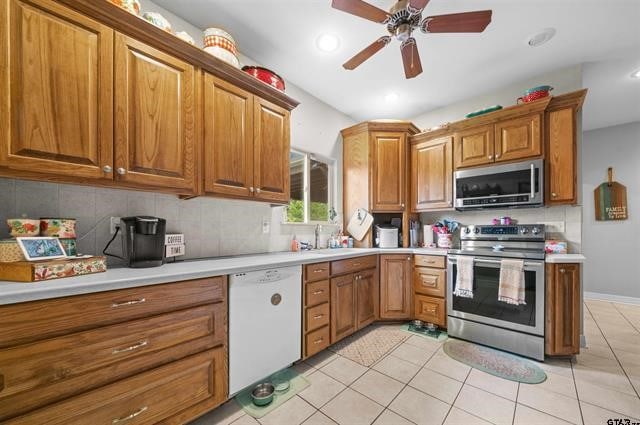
[594, 168, 628, 221]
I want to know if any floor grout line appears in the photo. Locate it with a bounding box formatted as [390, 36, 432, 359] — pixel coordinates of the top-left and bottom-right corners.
[569, 355, 586, 425]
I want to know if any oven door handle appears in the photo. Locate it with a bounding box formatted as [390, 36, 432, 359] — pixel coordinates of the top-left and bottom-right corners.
[448, 256, 544, 268]
[530, 163, 535, 198]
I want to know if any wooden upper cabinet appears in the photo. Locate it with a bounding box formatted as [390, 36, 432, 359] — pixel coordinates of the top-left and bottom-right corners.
[203, 73, 253, 198]
[330, 274, 356, 343]
[253, 97, 290, 203]
[494, 113, 542, 162]
[454, 125, 494, 169]
[114, 33, 198, 193]
[411, 136, 453, 211]
[546, 107, 576, 204]
[0, 0, 114, 179]
[545, 263, 581, 356]
[371, 132, 406, 212]
[379, 255, 412, 319]
[355, 268, 378, 328]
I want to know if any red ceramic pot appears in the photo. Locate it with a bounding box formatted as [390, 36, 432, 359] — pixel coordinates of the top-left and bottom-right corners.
[242, 66, 285, 91]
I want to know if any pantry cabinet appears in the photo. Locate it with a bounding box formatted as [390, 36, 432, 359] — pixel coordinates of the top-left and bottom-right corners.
[114, 34, 198, 192]
[545, 263, 581, 356]
[379, 255, 412, 319]
[371, 132, 407, 212]
[0, 0, 114, 180]
[410, 135, 453, 211]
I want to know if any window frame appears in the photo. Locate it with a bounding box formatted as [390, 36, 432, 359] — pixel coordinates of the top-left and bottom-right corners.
[286, 149, 335, 225]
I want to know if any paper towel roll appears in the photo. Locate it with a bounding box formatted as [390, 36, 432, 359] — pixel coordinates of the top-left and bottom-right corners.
[423, 225, 434, 247]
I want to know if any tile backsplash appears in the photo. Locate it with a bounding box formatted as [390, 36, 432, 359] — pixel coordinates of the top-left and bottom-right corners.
[0, 178, 337, 265]
[420, 205, 583, 253]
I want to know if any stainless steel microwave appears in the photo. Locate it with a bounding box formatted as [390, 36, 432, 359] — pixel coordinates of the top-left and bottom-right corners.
[454, 159, 544, 210]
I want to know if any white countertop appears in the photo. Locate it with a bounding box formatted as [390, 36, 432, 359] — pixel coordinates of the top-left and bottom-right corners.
[0, 247, 447, 305]
[545, 254, 586, 263]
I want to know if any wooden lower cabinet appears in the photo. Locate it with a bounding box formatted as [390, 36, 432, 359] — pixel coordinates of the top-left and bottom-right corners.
[414, 295, 446, 328]
[413, 255, 447, 328]
[0, 278, 228, 422]
[330, 274, 357, 343]
[379, 255, 412, 319]
[356, 269, 379, 329]
[545, 263, 581, 356]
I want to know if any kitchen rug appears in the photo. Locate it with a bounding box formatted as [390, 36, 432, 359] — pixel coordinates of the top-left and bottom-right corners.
[443, 339, 547, 384]
[328, 324, 409, 367]
[235, 367, 310, 419]
[400, 323, 449, 342]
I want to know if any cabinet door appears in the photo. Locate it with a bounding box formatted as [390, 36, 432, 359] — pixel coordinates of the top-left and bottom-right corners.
[494, 114, 542, 162]
[253, 97, 290, 203]
[411, 136, 453, 211]
[453, 125, 494, 169]
[203, 73, 253, 198]
[546, 108, 576, 204]
[379, 255, 412, 319]
[0, 0, 113, 179]
[355, 268, 378, 329]
[114, 34, 198, 193]
[414, 295, 446, 328]
[371, 132, 406, 212]
[545, 264, 581, 356]
[330, 274, 356, 343]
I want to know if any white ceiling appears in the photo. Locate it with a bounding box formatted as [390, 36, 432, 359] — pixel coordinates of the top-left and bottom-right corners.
[154, 0, 640, 128]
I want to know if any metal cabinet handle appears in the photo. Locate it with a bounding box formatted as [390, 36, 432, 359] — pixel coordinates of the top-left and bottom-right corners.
[312, 290, 324, 295]
[112, 406, 148, 424]
[352, 262, 360, 267]
[313, 339, 324, 345]
[495, 153, 501, 158]
[313, 315, 324, 320]
[560, 268, 566, 273]
[401, 203, 405, 208]
[116, 167, 127, 175]
[552, 192, 558, 197]
[313, 269, 325, 273]
[256, 188, 262, 193]
[488, 155, 493, 160]
[249, 187, 255, 193]
[103, 165, 113, 173]
[407, 257, 411, 261]
[112, 340, 148, 355]
[111, 298, 146, 308]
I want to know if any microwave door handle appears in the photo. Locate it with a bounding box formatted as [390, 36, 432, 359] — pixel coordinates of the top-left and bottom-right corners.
[530, 163, 535, 198]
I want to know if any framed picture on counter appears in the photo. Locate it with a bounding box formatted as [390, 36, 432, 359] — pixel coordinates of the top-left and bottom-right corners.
[16, 237, 67, 261]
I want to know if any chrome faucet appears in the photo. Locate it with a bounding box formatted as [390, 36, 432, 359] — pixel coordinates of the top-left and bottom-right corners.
[315, 224, 322, 249]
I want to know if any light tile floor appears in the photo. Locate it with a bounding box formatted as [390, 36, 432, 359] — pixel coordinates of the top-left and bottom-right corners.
[192, 300, 640, 425]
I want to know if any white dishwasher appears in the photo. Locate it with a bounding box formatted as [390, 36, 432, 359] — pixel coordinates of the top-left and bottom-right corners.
[229, 265, 302, 395]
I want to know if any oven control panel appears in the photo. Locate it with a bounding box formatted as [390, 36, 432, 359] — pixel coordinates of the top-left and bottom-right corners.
[461, 224, 545, 241]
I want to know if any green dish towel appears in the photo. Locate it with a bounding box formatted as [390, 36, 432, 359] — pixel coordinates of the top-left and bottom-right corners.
[235, 367, 310, 419]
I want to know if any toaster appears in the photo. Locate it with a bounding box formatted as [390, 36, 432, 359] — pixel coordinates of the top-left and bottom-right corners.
[376, 225, 399, 248]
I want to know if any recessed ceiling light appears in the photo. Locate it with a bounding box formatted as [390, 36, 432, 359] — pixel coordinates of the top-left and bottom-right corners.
[385, 92, 399, 103]
[631, 69, 640, 79]
[527, 28, 556, 47]
[316, 33, 340, 52]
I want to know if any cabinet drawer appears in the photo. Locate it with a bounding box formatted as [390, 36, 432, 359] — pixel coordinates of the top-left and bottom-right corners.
[305, 326, 330, 358]
[414, 295, 446, 328]
[331, 255, 377, 276]
[413, 255, 445, 269]
[305, 280, 329, 307]
[0, 303, 225, 420]
[413, 267, 446, 297]
[7, 348, 227, 425]
[0, 277, 226, 348]
[305, 303, 329, 332]
[304, 262, 330, 282]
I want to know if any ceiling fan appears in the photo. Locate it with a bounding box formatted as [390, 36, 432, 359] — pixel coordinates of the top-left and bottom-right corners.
[332, 0, 493, 79]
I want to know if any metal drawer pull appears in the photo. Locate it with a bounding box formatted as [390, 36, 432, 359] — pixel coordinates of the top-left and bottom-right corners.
[560, 268, 566, 273]
[111, 298, 146, 308]
[112, 406, 148, 424]
[313, 339, 324, 344]
[312, 290, 324, 295]
[112, 340, 148, 355]
[313, 269, 325, 273]
[352, 262, 360, 266]
[313, 314, 324, 320]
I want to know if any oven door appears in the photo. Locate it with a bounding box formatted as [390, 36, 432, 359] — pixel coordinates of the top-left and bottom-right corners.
[447, 255, 544, 336]
[454, 159, 544, 209]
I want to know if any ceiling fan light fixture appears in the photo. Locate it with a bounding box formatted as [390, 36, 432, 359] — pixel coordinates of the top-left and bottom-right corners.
[527, 28, 556, 47]
[316, 33, 340, 52]
[631, 69, 640, 79]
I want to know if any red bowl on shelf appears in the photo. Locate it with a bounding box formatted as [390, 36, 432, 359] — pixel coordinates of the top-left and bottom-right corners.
[242, 66, 285, 91]
[517, 85, 553, 103]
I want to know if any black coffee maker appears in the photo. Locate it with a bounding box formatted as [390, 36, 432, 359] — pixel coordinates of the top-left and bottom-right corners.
[119, 216, 166, 268]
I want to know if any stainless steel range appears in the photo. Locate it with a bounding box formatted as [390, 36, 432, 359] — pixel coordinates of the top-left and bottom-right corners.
[447, 224, 546, 360]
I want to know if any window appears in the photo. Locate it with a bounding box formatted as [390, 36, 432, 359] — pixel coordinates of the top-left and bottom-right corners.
[287, 150, 334, 223]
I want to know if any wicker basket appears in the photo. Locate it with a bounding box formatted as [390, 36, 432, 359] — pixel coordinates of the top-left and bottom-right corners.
[0, 239, 25, 262]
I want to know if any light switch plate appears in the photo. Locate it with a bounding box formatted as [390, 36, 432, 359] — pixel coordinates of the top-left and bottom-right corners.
[537, 221, 565, 233]
[262, 217, 270, 234]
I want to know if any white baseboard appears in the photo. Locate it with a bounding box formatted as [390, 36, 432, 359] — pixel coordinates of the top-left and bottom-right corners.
[584, 291, 640, 305]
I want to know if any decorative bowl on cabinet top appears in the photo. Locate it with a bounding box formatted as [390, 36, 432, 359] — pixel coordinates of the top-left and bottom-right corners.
[142, 12, 173, 33]
[109, 0, 141, 16]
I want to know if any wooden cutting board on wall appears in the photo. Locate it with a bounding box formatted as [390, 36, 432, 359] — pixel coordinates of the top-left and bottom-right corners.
[594, 168, 628, 221]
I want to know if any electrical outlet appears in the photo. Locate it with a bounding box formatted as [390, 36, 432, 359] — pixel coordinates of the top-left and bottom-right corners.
[110, 217, 121, 235]
[262, 217, 270, 234]
[537, 221, 565, 233]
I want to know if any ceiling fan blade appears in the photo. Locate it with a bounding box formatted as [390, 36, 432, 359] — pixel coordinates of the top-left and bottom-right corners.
[343, 36, 391, 70]
[421, 10, 493, 33]
[401, 38, 423, 79]
[408, 0, 430, 13]
[331, 0, 390, 24]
